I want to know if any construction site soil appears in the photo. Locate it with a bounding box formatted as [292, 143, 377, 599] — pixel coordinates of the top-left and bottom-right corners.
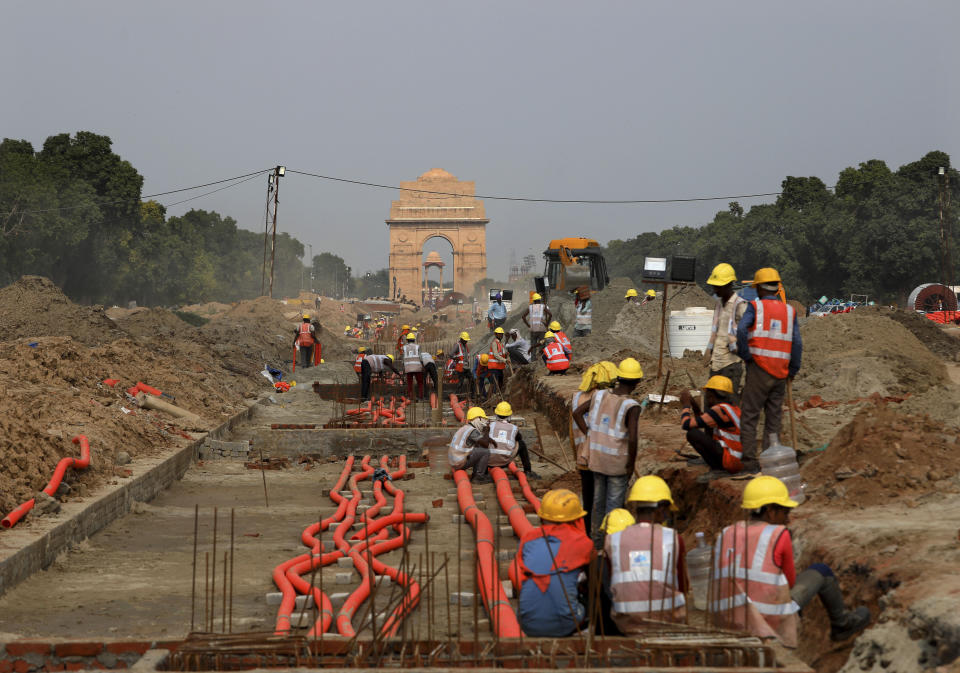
[2, 276, 960, 672]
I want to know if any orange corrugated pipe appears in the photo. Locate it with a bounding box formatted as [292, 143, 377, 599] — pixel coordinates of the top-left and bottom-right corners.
[2, 435, 91, 529]
[508, 461, 541, 510]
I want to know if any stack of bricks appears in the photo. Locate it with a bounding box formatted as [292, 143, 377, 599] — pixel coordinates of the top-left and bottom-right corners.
[0, 641, 158, 671]
[198, 439, 251, 460]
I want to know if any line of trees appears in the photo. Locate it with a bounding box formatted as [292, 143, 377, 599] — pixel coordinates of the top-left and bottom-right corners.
[606, 151, 959, 304]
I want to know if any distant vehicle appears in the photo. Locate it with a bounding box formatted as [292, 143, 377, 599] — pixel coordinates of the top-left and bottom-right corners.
[543, 237, 610, 291]
[488, 288, 513, 314]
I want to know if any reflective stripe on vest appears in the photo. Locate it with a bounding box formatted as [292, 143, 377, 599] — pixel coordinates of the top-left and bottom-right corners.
[711, 522, 799, 648]
[606, 524, 686, 630]
[448, 425, 474, 470]
[297, 322, 314, 346]
[487, 339, 506, 370]
[487, 420, 519, 466]
[353, 354, 364, 373]
[529, 304, 547, 330]
[403, 343, 423, 372]
[586, 390, 639, 475]
[543, 342, 569, 371]
[555, 331, 572, 353]
[572, 390, 593, 467]
[366, 354, 389, 373]
[714, 403, 743, 461]
[576, 302, 592, 328]
[748, 300, 794, 378]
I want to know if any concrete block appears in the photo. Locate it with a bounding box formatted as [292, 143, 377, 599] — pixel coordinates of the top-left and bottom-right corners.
[294, 594, 315, 609]
[265, 591, 283, 606]
[374, 575, 391, 587]
[460, 549, 474, 561]
[496, 549, 514, 561]
[288, 610, 315, 624]
[450, 591, 474, 606]
[499, 525, 514, 537]
[336, 556, 354, 568]
[526, 513, 540, 525]
[335, 572, 353, 585]
[451, 514, 465, 524]
[500, 582, 515, 599]
[328, 592, 349, 607]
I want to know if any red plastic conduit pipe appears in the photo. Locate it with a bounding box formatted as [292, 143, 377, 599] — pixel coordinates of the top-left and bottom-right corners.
[490, 466, 535, 539]
[454, 469, 523, 637]
[2, 435, 92, 529]
[508, 461, 541, 511]
[449, 394, 466, 422]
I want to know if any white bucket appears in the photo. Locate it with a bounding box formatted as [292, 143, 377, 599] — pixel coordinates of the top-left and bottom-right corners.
[668, 307, 713, 358]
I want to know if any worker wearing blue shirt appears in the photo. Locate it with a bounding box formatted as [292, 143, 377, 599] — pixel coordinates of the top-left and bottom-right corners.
[487, 293, 508, 331]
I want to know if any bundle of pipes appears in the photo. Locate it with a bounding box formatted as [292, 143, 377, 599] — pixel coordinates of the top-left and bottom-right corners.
[271, 454, 429, 637]
[330, 396, 412, 428]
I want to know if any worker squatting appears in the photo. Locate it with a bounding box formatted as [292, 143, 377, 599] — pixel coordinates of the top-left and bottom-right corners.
[447, 264, 869, 648]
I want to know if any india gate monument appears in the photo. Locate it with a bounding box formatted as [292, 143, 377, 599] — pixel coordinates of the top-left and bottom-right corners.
[386, 168, 488, 303]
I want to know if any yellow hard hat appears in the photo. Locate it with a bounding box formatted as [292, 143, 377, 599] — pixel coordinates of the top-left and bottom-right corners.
[480, 353, 490, 365]
[544, 331, 556, 339]
[494, 327, 505, 335]
[459, 331, 471, 341]
[537, 489, 587, 522]
[704, 375, 734, 394]
[706, 263, 737, 287]
[548, 321, 562, 331]
[386, 354, 394, 361]
[320, 359, 324, 363]
[402, 324, 410, 330]
[616, 357, 644, 380]
[466, 406, 488, 422]
[531, 293, 542, 301]
[751, 267, 782, 287]
[494, 401, 513, 417]
[627, 475, 678, 510]
[345, 326, 351, 331]
[406, 332, 416, 341]
[600, 508, 636, 535]
[742, 475, 798, 509]
[435, 349, 444, 357]
[412, 326, 418, 331]
[625, 289, 638, 298]
[303, 313, 311, 319]
[358, 346, 367, 353]
[646, 289, 656, 297]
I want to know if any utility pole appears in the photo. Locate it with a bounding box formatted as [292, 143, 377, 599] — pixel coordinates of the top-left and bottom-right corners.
[267, 166, 285, 298]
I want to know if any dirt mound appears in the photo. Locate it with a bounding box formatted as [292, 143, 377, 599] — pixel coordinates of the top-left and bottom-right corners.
[896, 383, 960, 426]
[880, 307, 960, 361]
[180, 301, 232, 317]
[802, 404, 960, 507]
[608, 282, 715, 354]
[0, 276, 122, 346]
[795, 312, 947, 401]
[112, 308, 201, 340]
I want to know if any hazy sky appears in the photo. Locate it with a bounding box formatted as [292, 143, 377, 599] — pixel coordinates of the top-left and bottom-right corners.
[5, 1, 958, 282]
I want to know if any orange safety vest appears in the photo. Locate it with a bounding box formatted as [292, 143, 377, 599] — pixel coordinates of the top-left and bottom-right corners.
[543, 342, 570, 372]
[554, 330, 572, 355]
[571, 390, 595, 468]
[454, 342, 468, 372]
[487, 339, 506, 370]
[714, 402, 743, 473]
[605, 523, 687, 632]
[747, 299, 795, 379]
[711, 522, 799, 648]
[353, 353, 364, 373]
[297, 322, 315, 347]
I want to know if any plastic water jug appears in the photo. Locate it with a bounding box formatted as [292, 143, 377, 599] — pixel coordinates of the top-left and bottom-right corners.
[685, 531, 712, 610]
[758, 434, 806, 504]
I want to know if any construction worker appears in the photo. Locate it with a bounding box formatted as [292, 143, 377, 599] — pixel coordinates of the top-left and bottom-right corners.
[522, 293, 552, 353]
[448, 406, 495, 483]
[487, 292, 507, 331]
[420, 349, 439, 392]
[396, 324, 411, 352]
[487, 327, 508, 393]
[736, 268, 802, 468]
[516, 489, 594, 637]
[605, 476, 688, 631]
[475, 353, 492, 400]
[541, 332, 570, 375]
[573, 287, 592, 337]
[572, 357, 643, 544]
[640, 289, 657, 306]
[401, 332, 425, 400]
[624, 288, 639, 304]
[506, 329, 531, 365]
[549, 321, 572, 358]
[704, 263, 748, 399]
[293, 314, 316, 369]
[599, 508, 635, 536]
[487, 401, 540, 479]
[454, 331, 475, 395]
[360, 353, 401, 400]
[572, 361, 619, 534]
[353, 346, 367, 381]
[679, 375, 743, 475]
[711, 476, 870, 647]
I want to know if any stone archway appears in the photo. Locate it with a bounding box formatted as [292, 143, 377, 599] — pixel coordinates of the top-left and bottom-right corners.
[386, 168, 488, 302]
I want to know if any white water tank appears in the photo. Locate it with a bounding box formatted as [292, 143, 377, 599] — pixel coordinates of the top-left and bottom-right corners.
[667, 307, 713, 358]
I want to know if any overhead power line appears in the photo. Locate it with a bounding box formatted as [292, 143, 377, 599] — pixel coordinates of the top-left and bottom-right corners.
[286, 168, 783, 204]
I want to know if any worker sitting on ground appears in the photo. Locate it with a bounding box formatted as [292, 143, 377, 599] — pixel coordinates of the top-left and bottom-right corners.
[506, 329, 531, 365]
[487, 327, 508, 392]
[401, 332, 425, 400]
[360, 353, 401, 401]
[293, 314, 316, 369]
[624, 288, 639, 304]
[549, 321, 572, 359]
[679, 375, 743, 476]
[487, 292, 507, 331]
[420, 348, 439, 393]
[711, 476, 870, 647]
[572, 361, 620, 535]
[522, 293, 552, 355]
[353, 346, 367, 381]
[573, 287, 592, 336]
[454, 331, 475, 396]
[640, 289, 657, 306]
[542, 332, 570, 375]
[736, 268, 802, 469]
[605, 476, 688, 631]
[448, 406, 495, 483]
[572, 358, 643, 544]
[704, 263, 747, 400]
[517, 489, 595, 637]
[487, 401, 540, 480]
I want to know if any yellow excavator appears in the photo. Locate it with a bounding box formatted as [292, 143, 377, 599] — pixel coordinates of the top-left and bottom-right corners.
[543, 237, 610, 291]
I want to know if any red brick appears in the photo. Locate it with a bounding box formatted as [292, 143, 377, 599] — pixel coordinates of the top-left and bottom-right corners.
[12, 661, 30, 673]
[5, 644, 51, 657]
[45, 664, 66, 671]
[55, 643, 102, 658]
[0, 660, 13, 673]
[104, 643, 150, 656]
[63, 663, 85, 671]
[113, 662, 127, 669]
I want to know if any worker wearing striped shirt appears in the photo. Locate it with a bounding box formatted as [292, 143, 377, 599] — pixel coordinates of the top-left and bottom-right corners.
[679, 375, 743, 475]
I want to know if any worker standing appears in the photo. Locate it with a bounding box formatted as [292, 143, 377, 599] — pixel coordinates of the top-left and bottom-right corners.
[572, 357, 643, 543]
[420, 349, 439, 393]
[293, 314, 316, 370]
[360, 353, 401, 401]
[736, 268, 802, 468]
[678, 375, 743, 475]
[572, 362, 619, 534]
[605, 476, 688, 630]
[448, 407, 495, 483]
[573, 287, 592, 336]
[541, 332, 570, 375]
[487, 292, 507, 331]
[624, 289, 639, 304]
[487, 327, 508, 393]
[487, 401, 540, 479]
[396, 324, 411, 352]
[353, 346, 367, 381]
[711, 476, 870, 646]
[704, 263, 748, 398]
[516, 489, 594, 637]
[402, 332, 425, 400]
[549, 321, 572, 359]
[454, 331, 475, 395]
[522, 293, 552, 354]
[506, 329, 531, 365]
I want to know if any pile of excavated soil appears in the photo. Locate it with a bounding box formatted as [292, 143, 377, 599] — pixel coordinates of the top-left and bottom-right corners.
[0, 276, 122, 346]
[896, 383, 960, 426]
[794, 313, 947, 401]
[879, 306, 960, 361]
[801, 404, 960, 507]
[608, 282, 715, 354]
[180, 301, 232, 317]
[110, 308, 202, 340]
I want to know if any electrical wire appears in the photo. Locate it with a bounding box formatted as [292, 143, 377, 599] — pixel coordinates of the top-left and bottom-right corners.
[161, 172, 266, 207]
[286, 168, 783, 204]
